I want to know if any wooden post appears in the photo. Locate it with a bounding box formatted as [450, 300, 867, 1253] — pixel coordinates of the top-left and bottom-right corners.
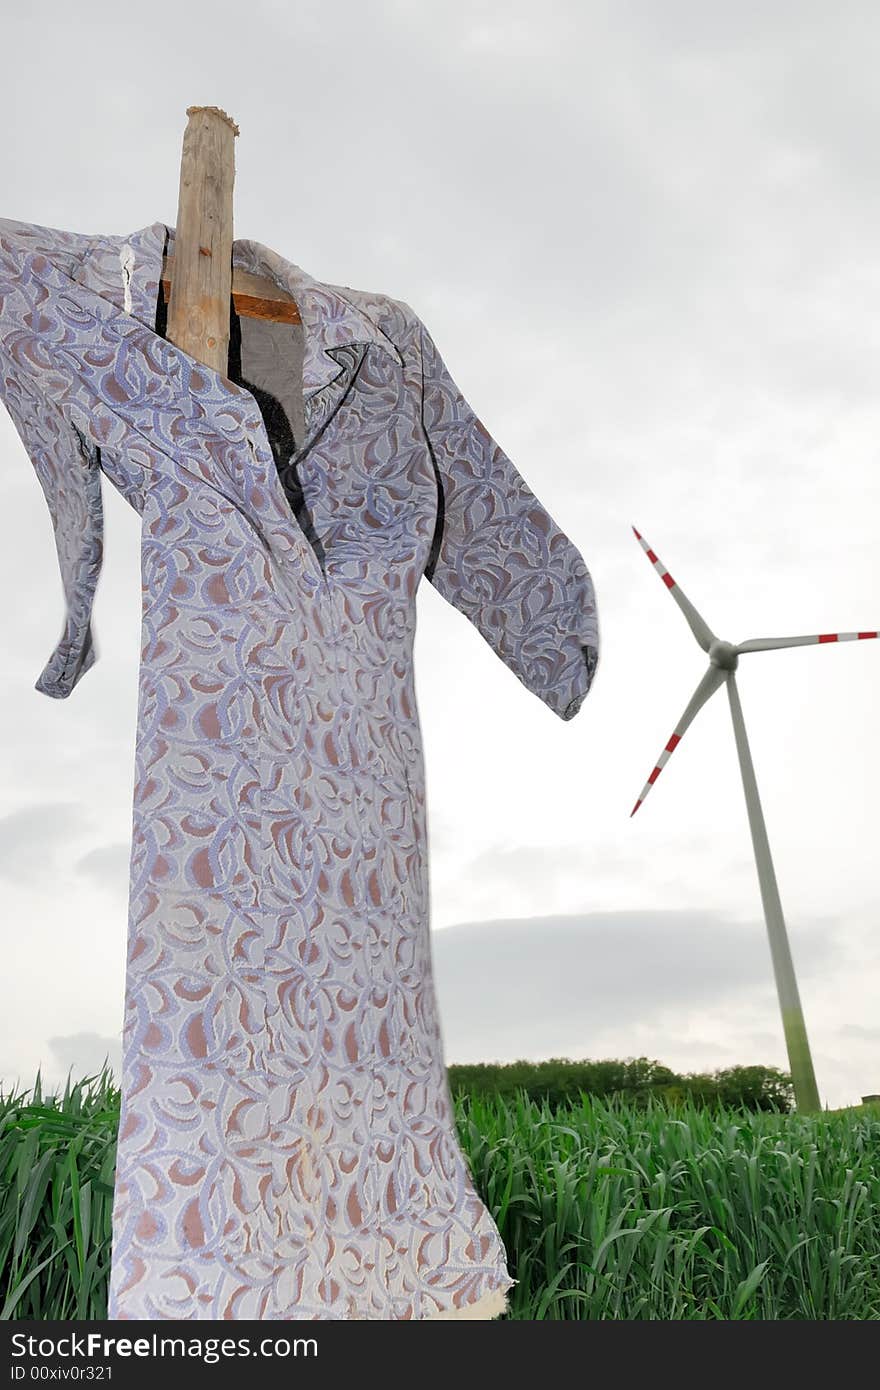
[166, 104, 239, 375]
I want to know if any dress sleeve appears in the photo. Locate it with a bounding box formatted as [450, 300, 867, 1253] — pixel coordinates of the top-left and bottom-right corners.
[417, 316, 599, 721]
[0, 371, 104, 698]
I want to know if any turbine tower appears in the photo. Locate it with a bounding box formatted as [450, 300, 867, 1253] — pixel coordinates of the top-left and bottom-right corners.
[629, 527, 878, 1114]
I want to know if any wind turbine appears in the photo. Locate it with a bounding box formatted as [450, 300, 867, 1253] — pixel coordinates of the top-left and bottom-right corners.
[629, 527, 878, 1114]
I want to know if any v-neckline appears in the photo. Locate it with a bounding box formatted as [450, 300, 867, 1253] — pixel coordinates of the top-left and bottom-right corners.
[19, 223, 378, 591]
[141, 259, 334, 590]
[26, 228, 331, 589]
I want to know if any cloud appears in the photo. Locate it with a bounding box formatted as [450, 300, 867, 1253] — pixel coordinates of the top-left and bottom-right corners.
[48, 1032, 121, 1081]
[0, 1, 877, 1114]
[459, 835, 747, 897]
[839, 1022, 880, 1042]
[74, 843, 132, 894]
[432, 910, 836, 1064]
[0, 803, 87, 884]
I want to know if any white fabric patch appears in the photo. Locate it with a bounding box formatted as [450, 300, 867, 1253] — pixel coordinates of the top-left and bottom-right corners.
[119, 243, 136, 315]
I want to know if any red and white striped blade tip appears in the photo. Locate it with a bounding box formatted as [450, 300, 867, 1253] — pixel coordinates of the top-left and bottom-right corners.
[629, 664, 727, 818]
[630, 732, 683, 816]
[738, 630, 879, 653]
[632, 525, 675, 591]
[631, 524, 719, 654]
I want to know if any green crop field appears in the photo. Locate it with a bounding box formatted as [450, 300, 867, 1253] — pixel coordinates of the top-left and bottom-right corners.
[1, 1073, 878, 1320]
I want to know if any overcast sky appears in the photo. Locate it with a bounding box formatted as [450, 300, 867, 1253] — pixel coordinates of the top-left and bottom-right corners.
[1, 1, 878, 1109]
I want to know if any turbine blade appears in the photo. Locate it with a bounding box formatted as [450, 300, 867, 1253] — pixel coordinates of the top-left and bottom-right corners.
[736, 630, 879, 654]
[630, 664, 727, 817]
[632, 527, 717, 652]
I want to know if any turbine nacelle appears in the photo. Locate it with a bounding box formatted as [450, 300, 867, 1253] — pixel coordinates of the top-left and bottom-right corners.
[708, 640, 739, 671]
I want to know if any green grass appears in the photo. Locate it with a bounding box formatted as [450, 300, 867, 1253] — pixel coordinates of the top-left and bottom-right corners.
[2, 1073, 878, 1319]
[466, 1091, 880, 1318]
[0, 1073, 118, 1320]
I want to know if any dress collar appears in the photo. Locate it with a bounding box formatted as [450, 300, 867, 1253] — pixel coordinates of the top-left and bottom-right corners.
[82, 220, 404, 394]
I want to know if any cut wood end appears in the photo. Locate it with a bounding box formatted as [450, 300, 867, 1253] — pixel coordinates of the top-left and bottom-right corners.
[185, 104, 240, 136]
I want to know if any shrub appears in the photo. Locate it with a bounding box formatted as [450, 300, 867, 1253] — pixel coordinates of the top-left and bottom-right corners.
[446, 1057, 794, 1112]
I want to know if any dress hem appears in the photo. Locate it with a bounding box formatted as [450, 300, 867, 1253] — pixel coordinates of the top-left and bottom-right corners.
[423, 1285, 511, 1321]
